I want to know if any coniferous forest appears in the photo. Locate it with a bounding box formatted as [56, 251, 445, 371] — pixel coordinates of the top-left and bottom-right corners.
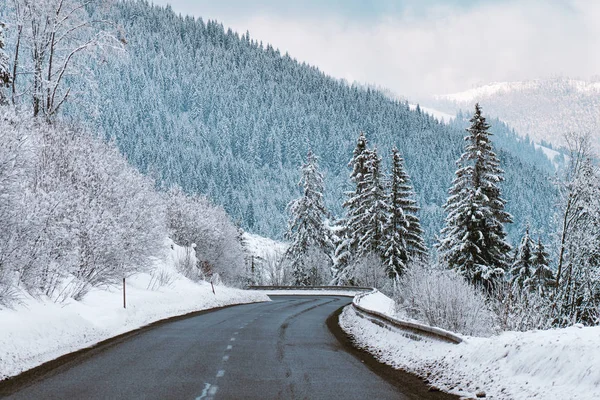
[54, 1, 556, 242]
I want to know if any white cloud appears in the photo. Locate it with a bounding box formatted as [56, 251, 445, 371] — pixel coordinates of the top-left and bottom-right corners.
[153, 0, 600, 99]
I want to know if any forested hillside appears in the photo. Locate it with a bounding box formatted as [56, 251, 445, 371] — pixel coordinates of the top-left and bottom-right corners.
[430, 78, 600, 148]
[62, 1, 555, 242]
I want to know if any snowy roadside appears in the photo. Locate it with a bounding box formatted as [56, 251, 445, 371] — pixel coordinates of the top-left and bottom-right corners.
[0, 247, 269, 381]
[341, 292, 600, 400]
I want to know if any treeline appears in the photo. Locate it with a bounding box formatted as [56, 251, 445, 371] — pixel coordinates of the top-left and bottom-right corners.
[284, 105, 600, 332]
[0, 109, 247, 307]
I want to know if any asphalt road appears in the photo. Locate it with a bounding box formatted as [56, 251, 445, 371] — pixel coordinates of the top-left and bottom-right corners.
[2, 296, 458, 400]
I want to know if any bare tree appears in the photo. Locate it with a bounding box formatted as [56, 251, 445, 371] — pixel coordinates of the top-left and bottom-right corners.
[9, 0, 122, 118]
[555, 132, 595, 287]
[553, 132, 600, 325]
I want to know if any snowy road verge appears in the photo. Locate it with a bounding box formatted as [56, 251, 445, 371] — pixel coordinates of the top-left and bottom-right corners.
[0, 276, 268, 381]
[341, 291, 600, 399]
[353, 290, 463, 344]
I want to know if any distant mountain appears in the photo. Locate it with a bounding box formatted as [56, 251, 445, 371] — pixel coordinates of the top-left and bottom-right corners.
[429, 78, 600, 148]
[63, 1, 556, 243]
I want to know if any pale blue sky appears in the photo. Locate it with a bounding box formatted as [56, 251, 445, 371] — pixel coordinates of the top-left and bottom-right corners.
[152, 0, 597, 99]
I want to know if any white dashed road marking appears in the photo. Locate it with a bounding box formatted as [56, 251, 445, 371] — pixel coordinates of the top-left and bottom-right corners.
[216, 370, 225, 378]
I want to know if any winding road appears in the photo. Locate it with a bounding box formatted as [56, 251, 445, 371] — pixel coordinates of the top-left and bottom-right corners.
[2, 296, 457, 400]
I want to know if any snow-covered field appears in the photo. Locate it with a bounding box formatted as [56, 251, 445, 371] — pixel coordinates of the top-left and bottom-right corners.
[0, 242, 269, 381]
[341, 291, 600, 400]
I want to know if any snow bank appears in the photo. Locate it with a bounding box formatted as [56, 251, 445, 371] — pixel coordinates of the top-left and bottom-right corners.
[0, 242, 269, 381]
[341, 293, 600, 399]
[355, 290, 396, 315]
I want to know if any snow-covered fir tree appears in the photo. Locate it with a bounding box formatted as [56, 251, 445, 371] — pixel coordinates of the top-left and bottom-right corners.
[532, 237, 554, 296]
[437, 103, 513, 291]
[285, 150, 333, 285]
[334, 133, 369, 284]
[509, 226, 534, 291]
[357, 147, 388, 258]
[0, 22, 11, 103]
[382, 147, 427, 279]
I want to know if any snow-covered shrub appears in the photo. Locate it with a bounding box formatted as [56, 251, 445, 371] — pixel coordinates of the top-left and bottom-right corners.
[350, 253, 390, 290]
[491, 282, 554, 331]
[396, 264, 497, 336]
[260, 250, 290, 286]
[0, 109, 167, 302]
[166, 187, 245, 286]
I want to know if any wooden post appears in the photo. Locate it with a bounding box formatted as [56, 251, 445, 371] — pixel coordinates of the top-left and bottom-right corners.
[123, 277, 126, 309]
[211, 279, 215, 295]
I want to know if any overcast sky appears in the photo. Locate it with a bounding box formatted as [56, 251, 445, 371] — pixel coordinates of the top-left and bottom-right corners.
[151, 0, 600, 100]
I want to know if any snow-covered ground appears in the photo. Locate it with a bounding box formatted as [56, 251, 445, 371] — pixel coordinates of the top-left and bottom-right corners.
[243, 232, 288, 260]
[409, 104, 455, 123]
[341, 291, 600, 400]
[0, 241, 269, 381]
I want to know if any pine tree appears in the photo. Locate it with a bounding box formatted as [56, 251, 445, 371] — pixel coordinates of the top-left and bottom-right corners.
[382, 147, 427, 279]
[334, 132, 369, 284]
[509, 226, 534, 291]
[285, 150, 333, 285]
[532, 237, 553, 296]
[437, 103, 513, 291]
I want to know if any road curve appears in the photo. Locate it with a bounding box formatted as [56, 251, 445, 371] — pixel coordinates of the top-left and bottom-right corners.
[2, 296, 457, 400]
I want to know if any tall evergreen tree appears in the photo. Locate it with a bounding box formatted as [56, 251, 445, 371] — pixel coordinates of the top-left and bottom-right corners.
[357, 147, 388, 257]
[532, 237, 554, 296]
[509, 226, 534, 291]
[285, 150, 333, 285]
[382, 147, 427, 279]
[437, 103, 512, 291]
[334, 132, 369, 284]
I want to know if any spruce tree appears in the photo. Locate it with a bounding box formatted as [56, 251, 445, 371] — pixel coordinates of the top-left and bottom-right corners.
[334, 132, 369, 284]
[509, 226, 534, 291]
[437, 103, 512, 291]
[382, 147, 427, 279]
[285, 149, 333, 285]
[532, 237, 554, 296]
[357, 147, 388, 257]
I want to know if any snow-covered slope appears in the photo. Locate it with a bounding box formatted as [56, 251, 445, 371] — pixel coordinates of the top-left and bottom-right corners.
[0, 241, 269, 381]
[341, 292, 600, 400]
[430, 78, 600, 147]
[242, 232, 288, 261]
[408, 104, 455, 123]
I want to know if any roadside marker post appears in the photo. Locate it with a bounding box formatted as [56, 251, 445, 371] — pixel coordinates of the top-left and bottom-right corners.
[123, 277, 126, 309]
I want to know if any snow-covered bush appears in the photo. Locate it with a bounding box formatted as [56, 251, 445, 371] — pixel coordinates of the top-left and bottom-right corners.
[491, 282, 554, 331]
[166, 187, 245, 286]
[350, 253, 391, 291]
[396, 264, 497, 336]
[260, 250, 290, 286]
[0, 109, 167, 302]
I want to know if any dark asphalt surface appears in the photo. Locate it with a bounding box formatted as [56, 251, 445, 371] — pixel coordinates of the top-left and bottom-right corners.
[2, 296, 458, 400]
